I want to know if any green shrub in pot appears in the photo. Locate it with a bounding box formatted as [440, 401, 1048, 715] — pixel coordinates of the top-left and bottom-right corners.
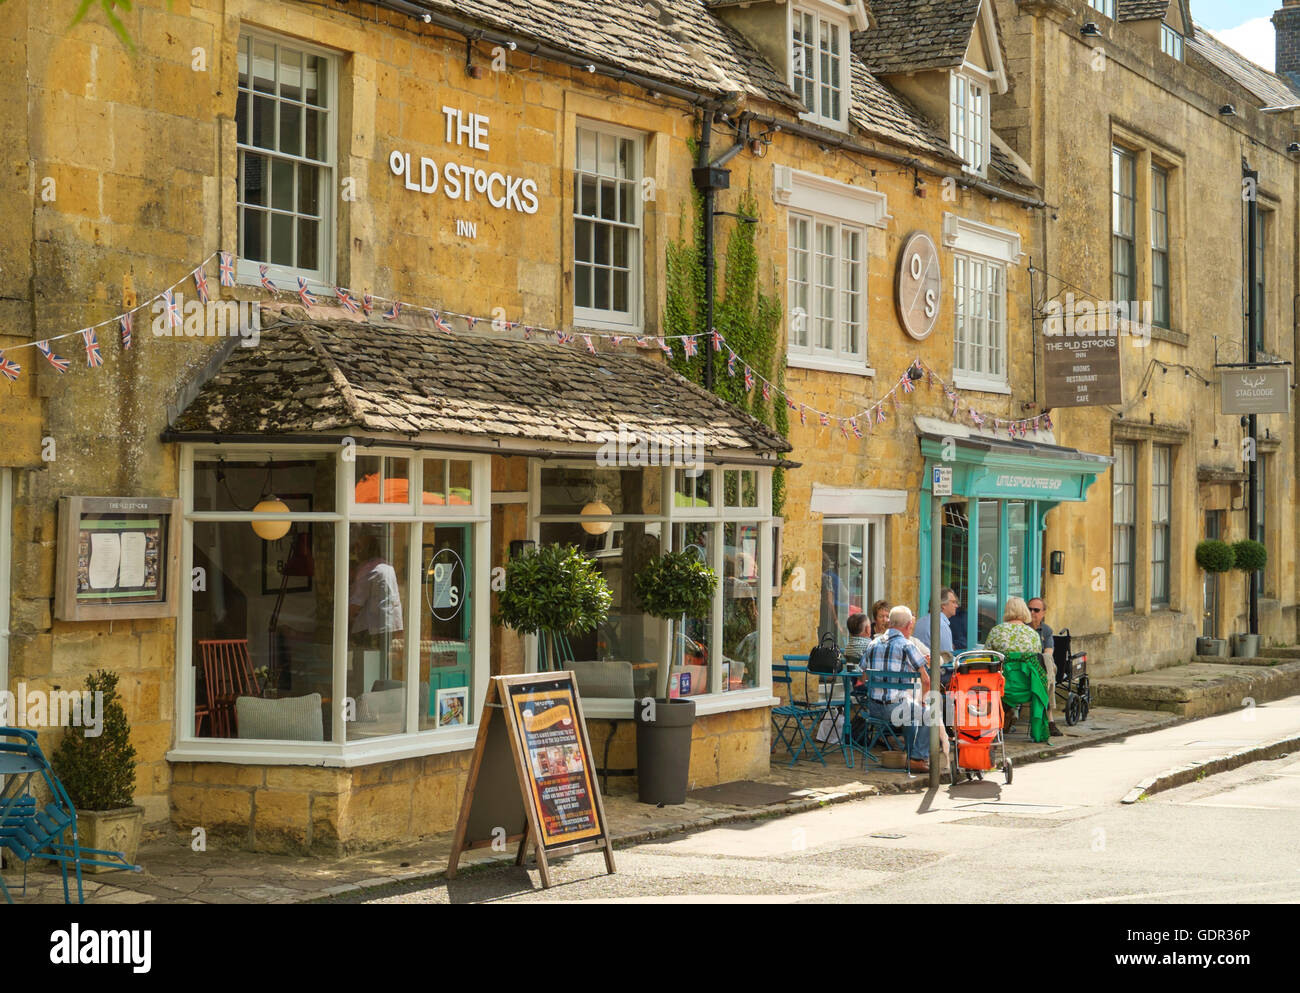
[1194, 539, 1234, 574]
[50, 669, 136, 812]
[1230, 539, 1267, 575]
[634, 551, 718, 697]
[494, 544, 612, 670]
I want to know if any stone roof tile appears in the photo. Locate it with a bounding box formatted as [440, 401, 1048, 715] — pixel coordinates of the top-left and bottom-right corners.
[1188, 23, 1300, 107]
[854, 0, 985, 76]
[170, 318, 791, 454]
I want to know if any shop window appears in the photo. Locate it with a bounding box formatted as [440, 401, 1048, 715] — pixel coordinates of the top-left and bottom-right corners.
[1151, 446, 1171, 606]
[819, 520, 882, 649]
[723, 469, 759, 509]
[236, 32, 335, 287]
[1112, 442, 1136, 609]
[953, 253, 1006, 386]
[182, 449, 487, 755]
[674, 467, 715, 511]
[1112, 146, 1137, 305]
[723, 520, 761, 692]
[787, 213, 866, 366]
[949, 71, 988, 176]
[573, 122, 643, 329]
[792, 5, 847, 130]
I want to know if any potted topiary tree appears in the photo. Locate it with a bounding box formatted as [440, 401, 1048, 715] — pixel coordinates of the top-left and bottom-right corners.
[49, 669, 144, 872]
[630, 550, 718, 805]
[1230, 539, 1268, 658]
[1194, 540, 1234, 657]
[494, 544, 612, 671]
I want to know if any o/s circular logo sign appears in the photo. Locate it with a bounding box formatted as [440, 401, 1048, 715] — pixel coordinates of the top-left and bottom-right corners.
[896, 231, 941, 340]
[425, 548, 465, 622]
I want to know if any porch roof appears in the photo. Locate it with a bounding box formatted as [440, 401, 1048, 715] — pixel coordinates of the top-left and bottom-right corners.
[165, 314, 791, 456]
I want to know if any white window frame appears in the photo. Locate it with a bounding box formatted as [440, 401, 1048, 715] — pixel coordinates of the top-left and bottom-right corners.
[1087, 0, 1115, 19]
[943, 215, 1019, 393]
[1151, 445, 1172, 607]
[1160, 24, 1184, 61]
[791, 3, 850, 131]
[235, 30, 338, 292]
[776, 167, 889, 376]
[1112, 442, 1136, 611]
[949, 68, 991, 177]
[530, 462, 775, 719]
[819, 515, 887, 648]
[169, 444, 491, 767]
[572, 120, 645, 332]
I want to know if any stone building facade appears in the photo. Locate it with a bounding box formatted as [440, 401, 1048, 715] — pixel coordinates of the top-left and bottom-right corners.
[992, 0, 1300, 674]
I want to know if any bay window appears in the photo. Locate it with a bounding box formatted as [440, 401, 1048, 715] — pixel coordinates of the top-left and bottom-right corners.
[531, 462, 772, 712]
[179, 447, 489, 760]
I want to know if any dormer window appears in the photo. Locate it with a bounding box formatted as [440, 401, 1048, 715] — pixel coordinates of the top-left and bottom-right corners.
[1087, 0, 1115, 18]
[792, 4, 848, 130]
[950, 70, 990, 176]
[1160, 24, 1184, 61]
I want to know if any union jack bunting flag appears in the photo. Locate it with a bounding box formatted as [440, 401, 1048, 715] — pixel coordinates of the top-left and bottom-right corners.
[876, 406, 886, 424]
[218, 252, 236, 287]
[633, 336, 647, 347]
[900, 373, 915, 394]
[335, 288, 360, 314]
[819, 411, 829, 427]
[659, 337, 672, 356]
[465, 316, 477, 331]
[610, 336, 624, 347]
[970, 409, 984, 427]
[193, 266, 210, 304]
[761, 381, 772, 402]
[839, 420, 849, 438]
[582, 335, 596, 354]
[787, 396, 798, 410]
[524, 326, 535, 340]
[927, 368, 935, 388]
[0, 351, 20, 382]
[711, 329, 722, 351]
[383, 300, 401, 321]
[743, 366, 754, 392]
[120, 312, 133, 350]
[850, 417, 862, 438]
[37, 341, 70, 374]
[555, 331, 573, 345]
[259, 265, 277, 291]
[1042, 413, 1053, 430]
[799, 405, 806, 426]
[726, 350, 737, 376]
[162, 289, 181, 330]
[297, 277, 317, 308]
[81, 328, 103, 368]
[362, 294, 374, 316]
[682, 335, 697, 357]
[433, 312, 454, 335]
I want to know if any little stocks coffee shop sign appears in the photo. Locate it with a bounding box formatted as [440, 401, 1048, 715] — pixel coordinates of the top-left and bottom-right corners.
[1220, 366, 1291, 415]
[389, 105, 540, 223]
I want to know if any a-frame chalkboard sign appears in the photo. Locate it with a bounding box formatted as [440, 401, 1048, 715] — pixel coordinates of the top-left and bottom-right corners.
[446, 672, 615, 888]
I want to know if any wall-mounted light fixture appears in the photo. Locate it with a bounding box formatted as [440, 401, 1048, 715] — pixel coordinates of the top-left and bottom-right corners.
[1220, 104, 1237, 116]
[1080, 22, 1102, 37]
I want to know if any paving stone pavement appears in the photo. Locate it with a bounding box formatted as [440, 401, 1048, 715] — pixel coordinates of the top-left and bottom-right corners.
[0, 704, 1175, 904]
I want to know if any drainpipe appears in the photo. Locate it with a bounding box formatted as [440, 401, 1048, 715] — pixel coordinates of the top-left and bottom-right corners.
[1245, 163, 1260, 637]
[693, 114, 751, 393]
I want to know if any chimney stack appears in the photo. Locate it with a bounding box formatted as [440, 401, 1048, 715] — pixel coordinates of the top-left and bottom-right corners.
[1273, 1, 1300, 83]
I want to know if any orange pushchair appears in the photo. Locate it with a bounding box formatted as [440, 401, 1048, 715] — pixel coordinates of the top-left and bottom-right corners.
[945, 650, 1012, 785]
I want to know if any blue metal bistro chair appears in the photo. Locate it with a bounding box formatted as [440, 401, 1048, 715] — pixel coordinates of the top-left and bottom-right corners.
[771, 655, 830, 766]
[857, 669, 925, 779]
[0, 727, 142, 904]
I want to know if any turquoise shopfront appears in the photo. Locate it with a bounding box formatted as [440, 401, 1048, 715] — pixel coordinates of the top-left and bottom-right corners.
[915, 418, 1111, 650]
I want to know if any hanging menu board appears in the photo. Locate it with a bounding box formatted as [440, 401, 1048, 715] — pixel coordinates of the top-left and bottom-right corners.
[55, 496, 181, 621]
[446, 673, 614, 889]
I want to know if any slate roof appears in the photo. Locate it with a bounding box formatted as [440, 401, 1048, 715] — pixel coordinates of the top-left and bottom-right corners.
[849, 58, 955, 159]
[169, 316, 791, 454]
[1118, 1, 1169, 21]
[854, 0, 987, 76]
[407, 0, 800, 108]
[1189, 24, 1300, 108]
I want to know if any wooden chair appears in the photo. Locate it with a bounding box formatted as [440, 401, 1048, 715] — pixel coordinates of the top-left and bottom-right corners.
[197, 639, 261, 738]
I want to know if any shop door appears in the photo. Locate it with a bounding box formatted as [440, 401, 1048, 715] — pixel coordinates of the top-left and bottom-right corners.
[422, 524, 472, 719]
[1203, 511, 1221, 639]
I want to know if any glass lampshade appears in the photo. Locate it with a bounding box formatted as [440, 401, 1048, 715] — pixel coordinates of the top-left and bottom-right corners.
[251, 497, 292, 540]
[580, 499, 612, 535]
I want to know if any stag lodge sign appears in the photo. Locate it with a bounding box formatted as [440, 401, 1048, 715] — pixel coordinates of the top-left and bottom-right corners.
[1220, 367, 1291, 416]
[389, 105, 541, 220]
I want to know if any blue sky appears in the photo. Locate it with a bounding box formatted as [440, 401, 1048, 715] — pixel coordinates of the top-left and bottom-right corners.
[1194, 1, 1281, 69]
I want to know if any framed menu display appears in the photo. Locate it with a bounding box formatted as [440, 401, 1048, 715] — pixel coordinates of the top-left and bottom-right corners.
[55, 496, 181, 621]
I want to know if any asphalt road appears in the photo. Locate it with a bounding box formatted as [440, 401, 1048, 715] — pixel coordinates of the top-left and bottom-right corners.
[326, 702, 1300, 905]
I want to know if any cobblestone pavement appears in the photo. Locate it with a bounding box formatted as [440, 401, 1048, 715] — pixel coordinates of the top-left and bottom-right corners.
[1, 704, 1177, 904]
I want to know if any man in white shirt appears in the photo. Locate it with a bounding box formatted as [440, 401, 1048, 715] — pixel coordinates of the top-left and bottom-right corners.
[348, 532, 403, 699]
[913, 587, 956, 657]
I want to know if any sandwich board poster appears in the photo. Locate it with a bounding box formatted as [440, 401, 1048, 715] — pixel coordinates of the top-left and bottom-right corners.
[445, 673, 614, 888]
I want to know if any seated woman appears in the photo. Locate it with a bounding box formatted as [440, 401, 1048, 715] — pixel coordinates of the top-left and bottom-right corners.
[984, 596, 1047, 733]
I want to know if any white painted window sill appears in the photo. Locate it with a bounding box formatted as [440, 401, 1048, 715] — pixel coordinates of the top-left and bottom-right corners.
[787, 354, 875, 378]
[166, 726, 479, 768]
[953, 374, 1011, 396]
[581, 687, 778, 720]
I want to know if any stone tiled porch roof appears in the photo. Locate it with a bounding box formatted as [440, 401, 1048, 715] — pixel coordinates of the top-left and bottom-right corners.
[168, 316, 791, 454]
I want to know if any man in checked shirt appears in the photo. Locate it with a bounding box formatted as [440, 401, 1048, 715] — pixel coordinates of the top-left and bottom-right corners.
[857, 605, 932, 773]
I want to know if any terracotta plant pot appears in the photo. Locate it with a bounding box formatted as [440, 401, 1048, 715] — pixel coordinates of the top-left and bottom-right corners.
[75, 805, 144, 873]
